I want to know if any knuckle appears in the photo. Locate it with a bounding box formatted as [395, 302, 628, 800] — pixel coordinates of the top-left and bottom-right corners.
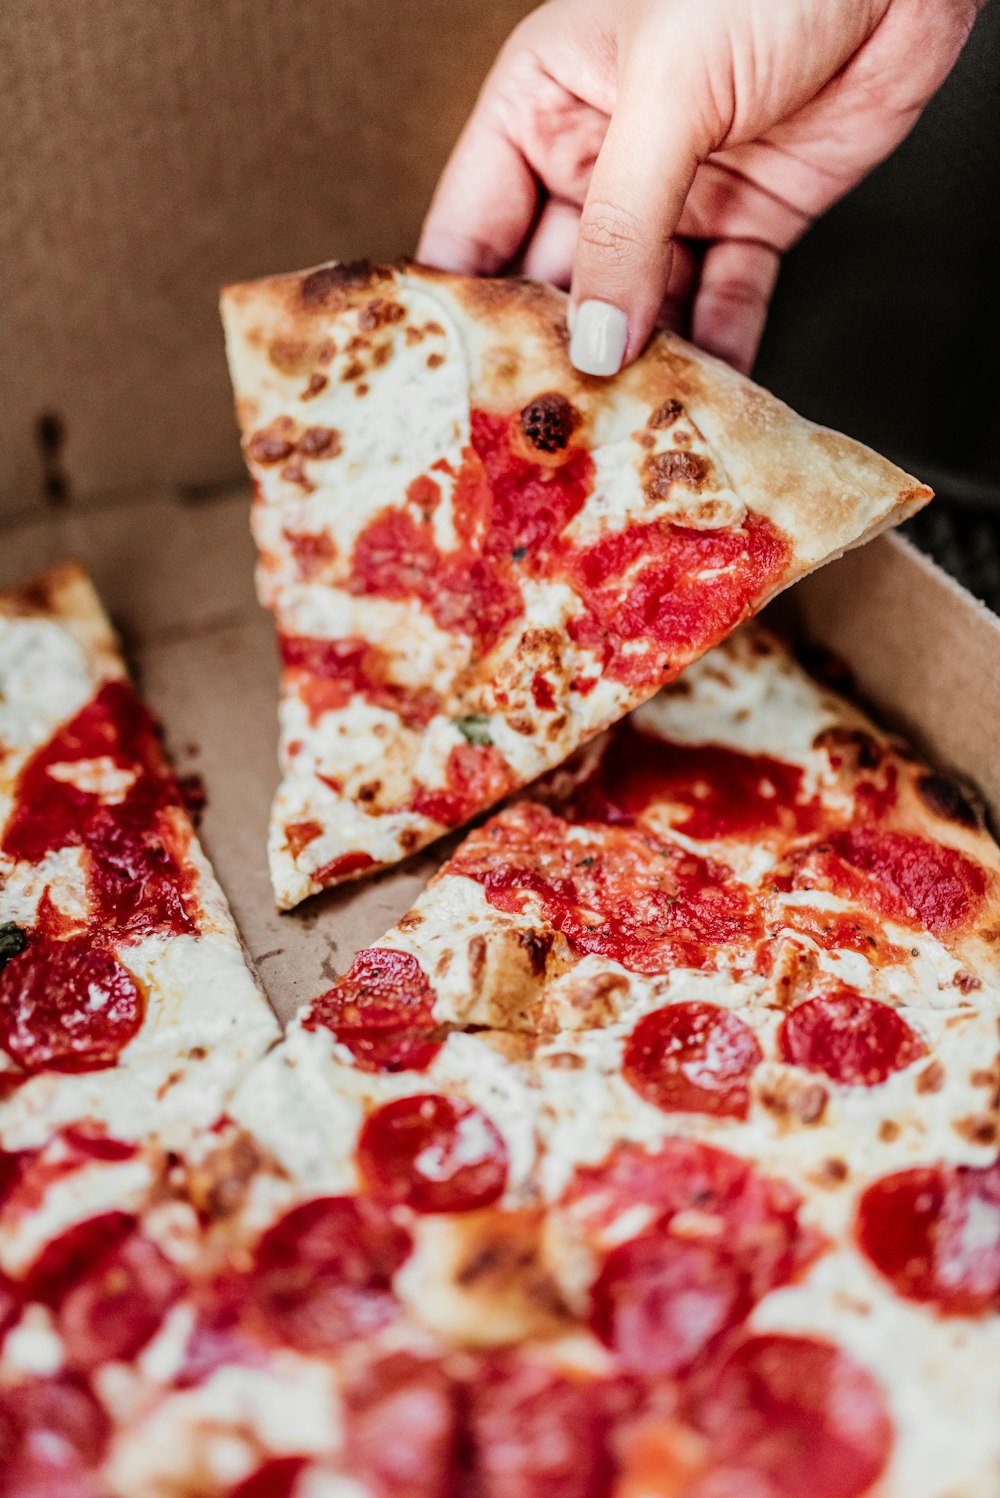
[577, 202, 646, 264]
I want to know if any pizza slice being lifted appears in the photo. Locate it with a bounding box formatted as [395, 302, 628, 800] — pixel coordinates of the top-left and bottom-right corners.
[222, 260, 931, 910]
[0, 563, 278, 1153]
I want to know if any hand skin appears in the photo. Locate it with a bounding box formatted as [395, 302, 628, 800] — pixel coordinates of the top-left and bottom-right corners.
[418, 0, 985, 374]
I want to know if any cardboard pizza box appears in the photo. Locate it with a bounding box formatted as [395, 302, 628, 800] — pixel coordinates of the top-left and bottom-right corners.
[0, 0, 535, 518]
[1, 486, 998, 1026]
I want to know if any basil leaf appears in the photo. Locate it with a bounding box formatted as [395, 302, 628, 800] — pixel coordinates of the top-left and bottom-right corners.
[0, 923, 27, 973]
[454, 714, 494, 747]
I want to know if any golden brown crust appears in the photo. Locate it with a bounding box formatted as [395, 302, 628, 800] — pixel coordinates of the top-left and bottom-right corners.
[0, 559, 125, 681]
[222, 255, 930, 589]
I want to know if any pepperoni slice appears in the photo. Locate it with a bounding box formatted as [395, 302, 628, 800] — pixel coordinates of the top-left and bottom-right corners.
[0, 939, 143, 1073]
[466, 1354, 619, 1498]
[857, 1160, 1000, 1314]
[305, 948, 443, 1073]
[779, 989, 927, 1086]
[564, 1140, 813, 1300]
[0, 1268, 18, 1337]
[22, 1211, 135, 1307]
[358, 1094, 509, 1213]
[22, 1212, 182, 1369]
[0, 1148, 30, 1208]
[0, 1375, 111, 1498]
[246, 1196, 411, 1353]
[343, 1353, 457, 1498]
[623, 1003, 762, 1120]
[684, 1334, 893, 1498]
[226, 1457, 309, 1498]
[58, 1229, 183, 1370]
[589, 1232, 750, 1376]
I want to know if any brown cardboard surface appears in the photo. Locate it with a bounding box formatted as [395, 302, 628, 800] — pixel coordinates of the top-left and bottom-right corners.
[0, 0, 533, 518]
[2, 487, 999, 1027]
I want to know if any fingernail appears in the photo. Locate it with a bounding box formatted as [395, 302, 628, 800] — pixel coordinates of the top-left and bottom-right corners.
[568, 300, 628, 376]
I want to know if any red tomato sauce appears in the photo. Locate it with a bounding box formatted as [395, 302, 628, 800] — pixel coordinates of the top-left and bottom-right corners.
[450, 803, 763, 975]
[801, 827, 988, 936]
[774, 906, 909, 965]
[279, 635, 440, 730]
[346, 410, 791, 684]
[563, 513, 791, 688]
[2, 680, 199, 943]
[349, 410, 593, 659]
[568, 723, 823, 841]
[410, 741, 515, 829]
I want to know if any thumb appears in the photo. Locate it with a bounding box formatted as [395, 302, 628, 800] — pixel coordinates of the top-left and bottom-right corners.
[569, 63, 711, 376]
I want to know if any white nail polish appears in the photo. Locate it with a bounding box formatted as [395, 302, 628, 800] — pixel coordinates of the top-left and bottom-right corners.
[568, 299, 628, 377]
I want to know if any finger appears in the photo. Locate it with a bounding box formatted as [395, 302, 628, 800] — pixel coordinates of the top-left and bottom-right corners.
[568, 64, 712, 375]
[690, 239, 781, 374]
[520, 199, 580, 287]
[656, 238, 701, 340]
[418, 101, 538, 274]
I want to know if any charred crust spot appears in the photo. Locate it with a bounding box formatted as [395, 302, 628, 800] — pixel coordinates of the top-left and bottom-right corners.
[916, 772, 980, 829]
[954, 972, 983, 994]
[878, 1118, 900, 1143]
[818, 1157, 849, 1185]
[915, 1060, 946, 1094]
[467, 934, 488, 991]
[813, 726, 882, 772]
[955, 1112, 998, 1147]
[544, 1052, 585, 1071]
[280, 460, 312, 490]
[396, 911, 424, 932]
[298, 426, 341, 459]
[518, 929, 552, 976]
[358, 298, 406, 331]
[518, 393, 581, 454]
[300, 260, 378, 306]
[399, 828, 422, 854]
[427, 352, 445, 369]
[642, 449, 711, 499]
[355, 383, 370, 397]
[302, 372, 329, 399]
[356, 782, 381, 804]
[186, 1133, 272, 1220]
[649, 399, 683, 429]
[372, 343, 392, 368]
[434, 947, 455, 976]
[268, 338, 311, 375]
[246, 420, 295, 465]
[342, 360, 365, 382]
[760, 1076, 828, 1126]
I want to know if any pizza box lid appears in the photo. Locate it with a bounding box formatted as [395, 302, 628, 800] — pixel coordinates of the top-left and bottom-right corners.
[1, 486, 998, 1027]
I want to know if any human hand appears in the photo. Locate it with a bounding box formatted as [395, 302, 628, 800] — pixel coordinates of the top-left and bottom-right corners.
[418, 0, 983, 375]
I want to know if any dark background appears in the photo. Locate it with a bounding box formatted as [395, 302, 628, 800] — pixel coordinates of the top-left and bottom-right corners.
[756, 0, 1000, 607]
